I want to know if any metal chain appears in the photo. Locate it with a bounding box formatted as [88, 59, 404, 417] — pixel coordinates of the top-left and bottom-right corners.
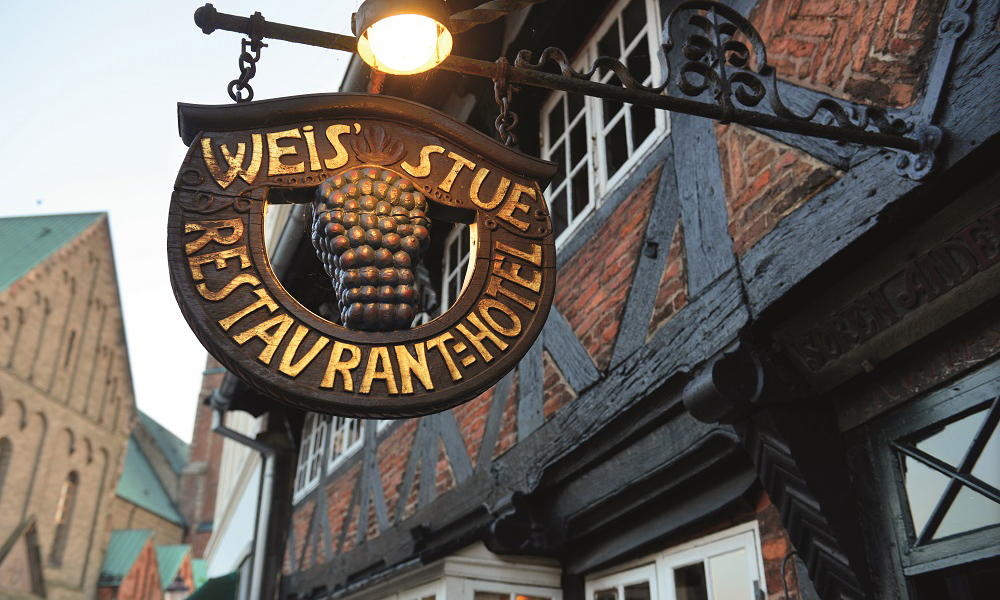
[493, 57, 519, 146]
[228, 12, 267, 103]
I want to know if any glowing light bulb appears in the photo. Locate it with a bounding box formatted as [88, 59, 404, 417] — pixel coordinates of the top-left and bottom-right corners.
[358, 13, 452, 75]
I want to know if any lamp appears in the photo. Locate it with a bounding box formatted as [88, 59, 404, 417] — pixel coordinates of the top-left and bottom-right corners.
[354, 0, 453, 76]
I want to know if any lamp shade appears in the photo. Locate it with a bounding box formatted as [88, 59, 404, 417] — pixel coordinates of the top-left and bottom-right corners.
[355, 0, 453, 75]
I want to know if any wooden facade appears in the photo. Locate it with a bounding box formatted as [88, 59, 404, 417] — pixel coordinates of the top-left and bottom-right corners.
[192, 1, 1000, 599]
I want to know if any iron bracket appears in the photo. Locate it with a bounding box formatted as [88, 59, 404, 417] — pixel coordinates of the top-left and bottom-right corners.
[192, 0, 973, 179]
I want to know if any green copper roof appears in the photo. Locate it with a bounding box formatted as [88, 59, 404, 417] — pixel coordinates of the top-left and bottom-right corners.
[116, 437, 186, 526]
[137, 410, 190, 475]
[156, 545, 191, 590]
[100, 530, 153, 586]
[191, 558, 209, 590]
[0, 212, 104, 293]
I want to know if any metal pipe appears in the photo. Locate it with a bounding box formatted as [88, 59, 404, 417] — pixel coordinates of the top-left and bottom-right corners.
[212, 409, 276, 599]
[192, 3, 923, 153]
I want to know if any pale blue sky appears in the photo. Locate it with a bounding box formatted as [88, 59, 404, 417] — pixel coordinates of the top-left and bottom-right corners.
[0, 1, 358, 441]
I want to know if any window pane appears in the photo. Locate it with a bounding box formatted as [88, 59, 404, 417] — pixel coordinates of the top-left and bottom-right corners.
[622, 0, 647, 42]
[604, 98, 624, 127]
[598, 23, 621, 59]
[568, 91, 585, 120]
[934, 486, 1000, 540]
[594, 588, 616, 600]
[475, 593, 507, 600]
[903, 456, 951, 535]
[516, 596, 550, 600]
[605, 119, 629, 176]
[550, 188, 568, 238]
[570, 123, 588, 167]
[548, 97, 566, 142]
[674, 563, 709, 600]
[915, 406, 988, 468]
[972, 424, 1000, 489]
[708, 548, 753, 600]
[571, 169, 590, 219]
[624, 582, 650, 600]
[631, 105, 656, 150]
[625, 46, 651, 85]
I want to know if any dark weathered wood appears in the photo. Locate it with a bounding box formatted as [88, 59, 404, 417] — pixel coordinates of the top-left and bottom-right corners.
[476, 371, 513, 469]
[517, 339, 545, 441]
[609, 153, 682, 367]
[541, 307, 599, 393]
[435, 411, 474, 484]
[363, 423, 391, 533]
[671, 114, 739, 297]
[741, 14, 1000, 317]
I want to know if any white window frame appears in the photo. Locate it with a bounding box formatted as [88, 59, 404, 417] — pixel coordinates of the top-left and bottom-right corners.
[585, 522, 766, 600]
[541, 0, 671, 247]
[442, 223, 472, 311]
[328, 416, 365, 471]
[293, 413, 327, 502]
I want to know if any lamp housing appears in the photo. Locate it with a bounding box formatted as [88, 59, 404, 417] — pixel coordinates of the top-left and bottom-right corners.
[354, 0, 453, 76]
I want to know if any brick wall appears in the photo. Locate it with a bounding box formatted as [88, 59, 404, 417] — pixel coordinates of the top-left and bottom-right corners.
[111, 537, 163, 600]
[718, 0, 944, 256]
[0, 216, 134, 599]
[107, 499, 185, 546]
[648, 219, 688, 337]
[751, 0, 946, 107]
[553, 166, 661, 372]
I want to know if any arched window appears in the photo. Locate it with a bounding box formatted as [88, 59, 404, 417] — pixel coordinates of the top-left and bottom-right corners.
[0, 437, 11, 505]
[49, 471, 79, 566]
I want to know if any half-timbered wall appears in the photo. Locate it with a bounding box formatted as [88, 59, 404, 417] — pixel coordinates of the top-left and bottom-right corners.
[274, 0, 1000, 599]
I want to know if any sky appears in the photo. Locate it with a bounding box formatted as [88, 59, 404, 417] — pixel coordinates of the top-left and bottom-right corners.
[0, 1, 360, 442]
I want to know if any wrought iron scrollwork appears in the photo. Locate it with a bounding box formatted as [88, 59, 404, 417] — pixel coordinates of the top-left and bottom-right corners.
[662, 1, 908, 137]
[514, 47, 668, 95]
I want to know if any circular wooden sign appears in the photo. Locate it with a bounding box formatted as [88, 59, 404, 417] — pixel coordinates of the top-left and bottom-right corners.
[169, 94, 557, 417]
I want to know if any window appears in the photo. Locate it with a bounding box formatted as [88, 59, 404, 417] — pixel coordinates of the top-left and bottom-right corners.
[869, 362, 1000, 596]
[294, 415, 390, 502]
[586, 523, 765, 600]
[293, 413, 327, 501]
[442, 224, 472, 310]
[541, 0, 669, 244]
[328, 416, 364, 470]
[49, 471, 79, 566]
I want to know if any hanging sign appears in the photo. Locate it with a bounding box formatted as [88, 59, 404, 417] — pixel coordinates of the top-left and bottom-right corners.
[169, 94, 557, 417]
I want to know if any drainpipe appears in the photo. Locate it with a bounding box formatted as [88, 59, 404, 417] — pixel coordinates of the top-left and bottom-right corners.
[212, 406, 276, 600]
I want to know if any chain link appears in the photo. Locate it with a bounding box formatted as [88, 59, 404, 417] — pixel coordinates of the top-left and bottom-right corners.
[493, 57, 519, 146]
[228, 12, 267, 103]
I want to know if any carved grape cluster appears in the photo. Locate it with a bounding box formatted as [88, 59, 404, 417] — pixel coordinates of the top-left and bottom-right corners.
[311, 168, 431, 330]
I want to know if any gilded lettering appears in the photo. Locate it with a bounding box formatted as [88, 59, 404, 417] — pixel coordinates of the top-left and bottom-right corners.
[495, 241, 543, 266]
[493, 254, 542, 293]
[185, 219, 244, 255]
[496, 183, 535, 231]
[360, 347, 398, 394]
[197, 273, 261, 301]
[470, 168, 510, 210]
[394, 343, 434, 393]
[427, 333, 462, 381]
[232, 314, 296, 365]
[278, 326, 330, 377]
[456, 313, 508, 362]
[324, 124, 351, 170]
[267, 129, 305, 176]
[478, 298, 521, 337]
[438, 152, 476, 192]
[401, 145, 445, 178]
[321, 341, 361, 390]
[200, 134, 262, 189]
[218, 288, 279, 331]
[302, 125, 323, 171]
[188, 246, 251, 281]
